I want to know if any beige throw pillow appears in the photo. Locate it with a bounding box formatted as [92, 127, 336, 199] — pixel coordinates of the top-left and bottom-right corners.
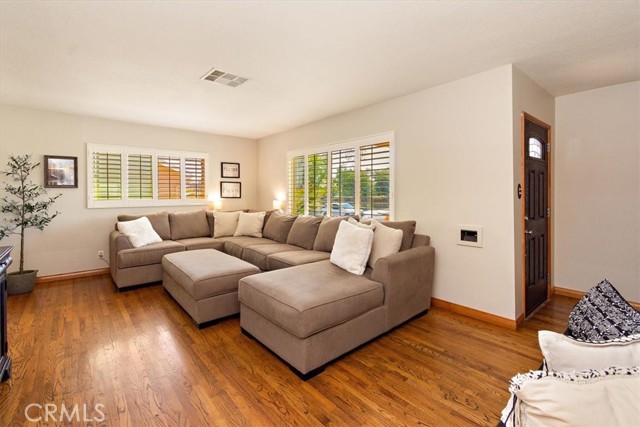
[117, 216, 162, 248]
[213, 211, 241, 238]
[511, 367, 640, 427]
[234, 211, 266, 238]
[538, 330, 640, 372]
[368, 219, 403, 268]
[330, 220, 374, 275]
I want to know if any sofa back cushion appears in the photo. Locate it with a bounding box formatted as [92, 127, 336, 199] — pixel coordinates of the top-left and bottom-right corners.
[262, 212, 297, 243]
[117, 211, 171, 240]
[313, 216, 350, 252]
[286, 215, 323, 249]
[361, 219, 416, 251]
[169, 210, 211, 240]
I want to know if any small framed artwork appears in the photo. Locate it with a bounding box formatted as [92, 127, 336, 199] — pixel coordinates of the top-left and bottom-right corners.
[220, 181, 241, 199]
[44, 155, 78, 188]
[221, 162, 240, 179]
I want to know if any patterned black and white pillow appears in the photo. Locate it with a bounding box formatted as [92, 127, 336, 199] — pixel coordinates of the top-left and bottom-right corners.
[566, 279, 640, 341]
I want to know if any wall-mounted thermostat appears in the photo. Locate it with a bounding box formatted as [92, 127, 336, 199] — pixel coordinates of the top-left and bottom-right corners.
[457, 225, 483, 248]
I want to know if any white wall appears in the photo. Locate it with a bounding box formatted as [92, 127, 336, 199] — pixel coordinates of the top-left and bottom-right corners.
[512, 68, 555, 317]
[0, 106, 258, 276]
[555, 81, 640, 301]
[258, 65, 520, 319]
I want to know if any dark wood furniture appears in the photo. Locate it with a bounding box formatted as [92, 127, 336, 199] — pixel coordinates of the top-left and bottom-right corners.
[0, 245, 12, 382]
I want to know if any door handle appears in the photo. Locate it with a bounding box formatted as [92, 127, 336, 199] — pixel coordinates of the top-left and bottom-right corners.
[525, 230, 534, 236]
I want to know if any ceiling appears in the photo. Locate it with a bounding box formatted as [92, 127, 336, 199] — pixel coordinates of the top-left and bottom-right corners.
[1, 1, 638, 140]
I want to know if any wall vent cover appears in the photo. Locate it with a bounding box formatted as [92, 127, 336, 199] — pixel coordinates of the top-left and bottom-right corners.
[201, 68, 249, 87]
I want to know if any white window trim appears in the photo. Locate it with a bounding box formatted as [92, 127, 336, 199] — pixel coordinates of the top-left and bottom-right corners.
[286, 131, 395, 219]
[87, 143, 209, 209]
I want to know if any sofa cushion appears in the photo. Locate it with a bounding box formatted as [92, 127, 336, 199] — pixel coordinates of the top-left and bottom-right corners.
[330, 220, 374, 275]
[361, 219, 416, 251]
[234, 211, 266, 238]
[221, 236, 277, 259]
[175, 237, 226, 252]
[312, 216, 350, 252]
[538, 330, 640, 372]
[118, 211, 171, 240]
[213, 211, 241, 238]
[241, 244, 304, 270]
[117, 240, 185, 268]
[117, 216, 163, 248]
[262, 212, 297, 243]
[169, 210, 211, 240]
[286, 215, 323, 249]
[238, 260, 384, 339]
[266, 250, 331, 271]
[566, 279, 640, 341]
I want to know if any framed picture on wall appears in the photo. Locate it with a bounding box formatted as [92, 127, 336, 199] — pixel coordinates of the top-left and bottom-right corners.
[220, 181, 241, 198]
[44, 155, 78, 188]
[221, 162, 240, 179]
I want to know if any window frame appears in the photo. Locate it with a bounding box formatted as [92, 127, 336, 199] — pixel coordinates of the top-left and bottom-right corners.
[87, 143, 209, 209]
[286, 132, 395, 219]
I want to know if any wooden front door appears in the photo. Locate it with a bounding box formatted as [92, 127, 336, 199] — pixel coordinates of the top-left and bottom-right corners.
[523, 114, 551, 317]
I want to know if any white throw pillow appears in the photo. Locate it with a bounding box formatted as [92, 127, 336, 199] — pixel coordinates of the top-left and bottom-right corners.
[509, 367, 640, 427]
[117, 216, 162, 248]
[539, 330, 640, 372]
[234, 211, 266, 238]
[368, 219, 403, 268]
[213, 211, 241, 238]
[330, 220, 374, 275]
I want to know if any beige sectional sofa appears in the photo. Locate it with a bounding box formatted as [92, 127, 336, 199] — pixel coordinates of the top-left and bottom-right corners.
[110, 208, 435, 377]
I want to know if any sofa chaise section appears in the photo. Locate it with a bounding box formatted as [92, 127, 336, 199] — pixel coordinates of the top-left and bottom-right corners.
[238, 232, 435, 377]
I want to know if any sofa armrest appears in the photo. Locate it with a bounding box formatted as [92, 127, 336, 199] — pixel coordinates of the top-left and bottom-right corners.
[109, 230, 133, 277]
[371, 244, 435, 329]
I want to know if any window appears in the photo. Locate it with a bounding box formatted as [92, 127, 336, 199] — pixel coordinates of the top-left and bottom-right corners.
[307, 153, 328, 216]
[91, 151, 122, 201]
[288, 155, 305, 215]
[127, 154, 153, 200]
[87, 144, 208, 208]
[360, 142, 390, 219]
[330, 148, 356, 216]
[529, 138, 544, 159]
[287, 132, 394, 220]
[157, 155, 181, 200]
[185, 157, 206, 200]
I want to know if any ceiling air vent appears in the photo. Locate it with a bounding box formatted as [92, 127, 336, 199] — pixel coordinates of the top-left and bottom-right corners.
[201, 68, 249, 87]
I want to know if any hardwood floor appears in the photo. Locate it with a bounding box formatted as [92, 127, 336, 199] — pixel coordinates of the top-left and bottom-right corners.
[0, 274, 576, 427]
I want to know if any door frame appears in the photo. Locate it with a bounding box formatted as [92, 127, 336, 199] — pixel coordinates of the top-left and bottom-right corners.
[520, 112, 552, 319]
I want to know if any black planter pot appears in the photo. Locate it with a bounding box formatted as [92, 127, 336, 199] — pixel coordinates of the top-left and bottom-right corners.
[7, 270, 37, 295]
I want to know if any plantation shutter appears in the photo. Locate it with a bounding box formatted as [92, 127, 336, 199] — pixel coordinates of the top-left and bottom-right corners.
[185, 157, 206, 200]
[307, 153, 328, 216]
[92, 152, 122, 201]
[288, 155, 305, 215]
[157, 156, 181, 199]
[127, 154, 153, 199]
[359, 142, 390, 220]
[330, 148, 356, 216]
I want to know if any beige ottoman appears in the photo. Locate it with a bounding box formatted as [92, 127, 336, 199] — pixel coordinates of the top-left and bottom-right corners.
[162, 249, 260, 328]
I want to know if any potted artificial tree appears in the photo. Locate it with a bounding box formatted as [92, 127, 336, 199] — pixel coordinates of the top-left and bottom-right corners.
[0, 154, 60, 294]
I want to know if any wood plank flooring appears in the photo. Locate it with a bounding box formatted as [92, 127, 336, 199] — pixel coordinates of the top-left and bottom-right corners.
[0, 274, 576, 426]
